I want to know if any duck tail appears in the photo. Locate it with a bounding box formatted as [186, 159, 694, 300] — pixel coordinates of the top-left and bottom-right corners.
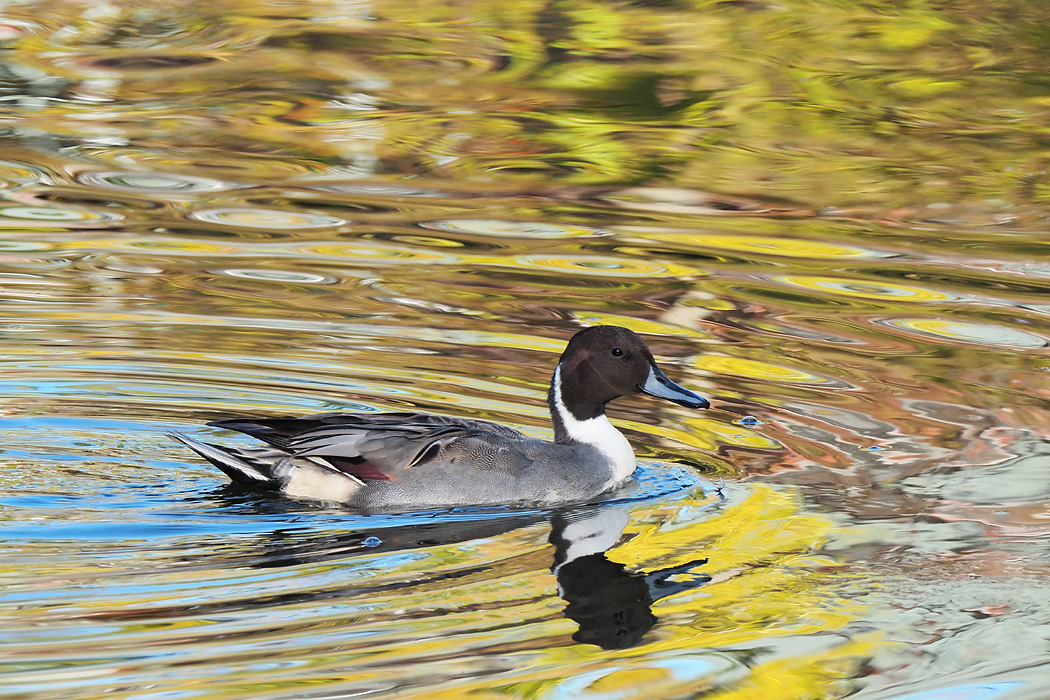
[167, 433, 282, 490]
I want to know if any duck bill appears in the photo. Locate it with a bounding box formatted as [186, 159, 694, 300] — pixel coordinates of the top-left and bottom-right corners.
[639, 365, 710, 409]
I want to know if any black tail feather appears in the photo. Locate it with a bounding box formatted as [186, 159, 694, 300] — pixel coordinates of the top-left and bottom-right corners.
[168, 433, 281, 490]
[207, 418, 329, 450]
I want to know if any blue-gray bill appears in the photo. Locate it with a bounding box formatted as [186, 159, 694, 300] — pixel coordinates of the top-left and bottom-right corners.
[639, 366, 709, 409]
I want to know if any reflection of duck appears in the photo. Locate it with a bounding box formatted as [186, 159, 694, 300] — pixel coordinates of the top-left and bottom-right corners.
[247, 510, 548, 569]
[231, 501, 713, 651]
[171, 326, 708, 510]
[552, 508, 711, 649]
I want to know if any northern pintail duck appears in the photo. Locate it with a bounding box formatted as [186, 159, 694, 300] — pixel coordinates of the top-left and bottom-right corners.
[171, 325, 709, 510]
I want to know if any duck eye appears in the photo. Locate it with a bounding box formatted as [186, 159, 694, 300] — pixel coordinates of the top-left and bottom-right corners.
[611, 347, 623, 357]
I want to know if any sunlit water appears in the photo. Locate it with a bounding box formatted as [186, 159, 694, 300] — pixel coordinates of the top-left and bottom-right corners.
[2, 1, 1050, 699]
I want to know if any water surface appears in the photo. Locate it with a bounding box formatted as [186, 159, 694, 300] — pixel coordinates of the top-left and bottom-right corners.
[2, 1, 1050, 699]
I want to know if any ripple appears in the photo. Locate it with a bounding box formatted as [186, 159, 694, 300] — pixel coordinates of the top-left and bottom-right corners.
[310, 183, 452, 197]
[782, 401, 898, 437]
[514, 254, 697, 278]
[0, 20, 34, 44]
[723, 317, 863, 344]
[695, 355, 846, 386]
[386, 234, 465, 249]
[884, 682, 1027, 700]
[0, 159, 50, 185]
[0, 271, 65, 287]
[641, 233, 888, 259]
[0, 240, 52, 252]
[544, 656, 738, 700]
[0, 254, 71, 272]
[69, 147, 335, 180]
[772, 275, 956, 302]
[662, 415, 783, 450]
[991, 261, 1050, 279]
[299, 242, 458, 264]
[0, 206, 121, 226]
[28, 190, 164, 211]
[422, 219, 603, 239]
[94, 237, 239, 254]
[222, 269, 339, 285]
[600, 186, 803, 215]
[877, 318, 1048, 349]
[66, 53, 221, 73]
[78, 170, 236, 194]
[188, 208, 346, 229]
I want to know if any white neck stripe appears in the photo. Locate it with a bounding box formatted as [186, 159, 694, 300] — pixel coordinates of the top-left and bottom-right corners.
[552, 365, 636, 483]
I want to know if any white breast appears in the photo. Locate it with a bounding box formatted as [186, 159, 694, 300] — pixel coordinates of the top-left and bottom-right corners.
[551, 366, 636, 484]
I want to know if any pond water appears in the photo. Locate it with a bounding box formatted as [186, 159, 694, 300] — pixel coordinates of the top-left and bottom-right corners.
[2, 1, 1050, 699]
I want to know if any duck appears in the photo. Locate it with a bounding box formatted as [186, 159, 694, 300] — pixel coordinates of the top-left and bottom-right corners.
[170, 325, 709, 511]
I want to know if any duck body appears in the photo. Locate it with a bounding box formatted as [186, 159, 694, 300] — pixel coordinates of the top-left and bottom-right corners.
[172, 325, 709, 511]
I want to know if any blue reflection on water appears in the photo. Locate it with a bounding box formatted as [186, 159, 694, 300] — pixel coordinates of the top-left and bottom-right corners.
[883, 681, 1026, 700]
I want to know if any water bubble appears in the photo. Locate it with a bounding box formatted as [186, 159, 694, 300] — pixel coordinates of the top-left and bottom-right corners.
[737, 415, 762, 426]
[362, 536, 382, 548]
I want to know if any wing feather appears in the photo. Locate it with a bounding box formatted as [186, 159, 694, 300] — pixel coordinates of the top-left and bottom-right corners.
[208, 412, 530, 482]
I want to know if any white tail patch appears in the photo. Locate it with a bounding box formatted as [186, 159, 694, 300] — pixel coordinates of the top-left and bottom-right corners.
[282, 464, 361, 502]
[551, 366, 636, 484]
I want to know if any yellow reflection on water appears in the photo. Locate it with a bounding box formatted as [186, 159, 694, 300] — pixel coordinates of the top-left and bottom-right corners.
[497, 254, 700, 278]
[639, 233, 883, 260]
[603, 485, 872, 699]
[78, 237, 239, 254]
[880, 318, 1048, 349]
[302, 242, 458, 263]
[385, 483, 881, 700]
[695, 356, 830, 385]
[772, 275, 954, 302]
[621, 416, 781, 451]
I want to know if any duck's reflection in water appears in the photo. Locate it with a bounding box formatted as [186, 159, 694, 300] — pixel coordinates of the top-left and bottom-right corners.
[551, 507, 711, 649]
[238, 497, 713, 650]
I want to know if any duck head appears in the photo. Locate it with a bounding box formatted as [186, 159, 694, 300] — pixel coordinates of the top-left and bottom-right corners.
[551, 325, 709, 423]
